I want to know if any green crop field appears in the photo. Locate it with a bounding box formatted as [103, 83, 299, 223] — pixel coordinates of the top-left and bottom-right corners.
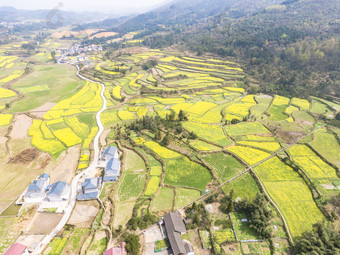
[117, 172, 146, 201]
[10, 65, 84, 113]
[222, 172, 260, 200]
[309, 130, 340, 169]
[164, 156, 211, 190]
[200, 153, 245, 182]
[174, 188, 201, 209]
[151, 187, 174, 212]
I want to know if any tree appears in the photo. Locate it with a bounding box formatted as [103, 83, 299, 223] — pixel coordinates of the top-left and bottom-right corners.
[295, 222, 340, 254]
[178, 110, 188, 121]
[50, 51, 56, 62]
[125, 234, 140, 255]
[161, 133, 170, 146]
[336, 113, 340, 121]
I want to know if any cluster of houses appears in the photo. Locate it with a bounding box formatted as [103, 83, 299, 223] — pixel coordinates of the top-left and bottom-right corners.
[23, 146, 121, 206]
[77, 145, 121, 200]
[55, 43, 102, 64]
[161, 211, 194, 255]
[24, 174, 70, 204]
[56, 43, 102, 55]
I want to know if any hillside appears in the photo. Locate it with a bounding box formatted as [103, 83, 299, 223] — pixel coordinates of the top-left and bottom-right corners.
[137, 0, 340, 99]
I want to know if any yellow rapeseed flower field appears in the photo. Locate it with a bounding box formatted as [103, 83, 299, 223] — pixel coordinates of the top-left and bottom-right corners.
[237, 141, 281, 152]
[227, 146, 270, 165]
[0, 88, 16, 99]
[53, 127, 82, 147]
[0, 114, 13, 126]
[144, 141, 181, 159]
[272, 95, 290, 106]
[291, 97, 310, 110]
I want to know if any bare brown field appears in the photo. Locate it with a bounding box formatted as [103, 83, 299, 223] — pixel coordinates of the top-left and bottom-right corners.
[52, 29, 101, 38]
[46, 145, 81, 183]
[27, 212, 63, 235]
[30, 102, 56, 118]
[68, 201, 99, 227]
[10, 115, 32, 139]
[90, 32, 118, 39]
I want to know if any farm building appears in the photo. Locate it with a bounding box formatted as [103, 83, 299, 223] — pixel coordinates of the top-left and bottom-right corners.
[77, 177, 101, 200]
[103, 242, 126, 255]
[45, 181, 70, 202]
[24, 173, 49, 203]
[163, 211, 195, 255]
[3, 243, 28, 255]
[103, 158, 121, 182]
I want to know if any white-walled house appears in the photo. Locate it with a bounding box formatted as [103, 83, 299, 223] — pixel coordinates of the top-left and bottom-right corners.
[45, 181, 70, 202]
[101, 146, 119, 162]
[103, 158, 121, 182]
[24, 173, 49, 203]
[77, 177, 100, 200]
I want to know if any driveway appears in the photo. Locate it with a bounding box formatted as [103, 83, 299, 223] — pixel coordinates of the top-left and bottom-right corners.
[143, 224, 169, 255]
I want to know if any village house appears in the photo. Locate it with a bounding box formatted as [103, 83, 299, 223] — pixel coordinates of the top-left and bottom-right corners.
[77, 177, 101, 200]
[4, 243, 29, 255]
[163, 211, 194, 255]
[24, 173, 49, 203]
[45, 181, 70, 202]
[102, 146, 119, 162]
[103, 158, 121, 182]
[103, 242, 126, 255]
[100, 146, 121, 182]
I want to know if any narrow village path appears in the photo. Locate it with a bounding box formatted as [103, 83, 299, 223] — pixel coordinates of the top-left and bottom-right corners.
[178, 123, 327, 245]
[33, 65, 107, 254]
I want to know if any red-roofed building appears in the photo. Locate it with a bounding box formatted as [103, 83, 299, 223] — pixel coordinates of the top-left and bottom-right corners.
[103, 242, 126, 255]
[4, 243, 28, 255]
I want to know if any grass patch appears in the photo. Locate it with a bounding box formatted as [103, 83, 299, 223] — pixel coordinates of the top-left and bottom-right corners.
[151, 187, 174, 212]
[309, 131, 340, 169]
[117, 172, 146, 201]
[164, 156, 211, 190]
[222, 172, 260, 200]
[175, 187, 201, 209]
[201, 153, 244, 182]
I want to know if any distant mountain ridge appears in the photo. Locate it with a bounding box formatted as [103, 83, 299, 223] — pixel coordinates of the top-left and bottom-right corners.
[0, 6, 116, 25]
[79, 0, 282, 32]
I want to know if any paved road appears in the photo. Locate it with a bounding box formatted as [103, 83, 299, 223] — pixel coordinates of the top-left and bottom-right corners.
[32, 65, 107, 254]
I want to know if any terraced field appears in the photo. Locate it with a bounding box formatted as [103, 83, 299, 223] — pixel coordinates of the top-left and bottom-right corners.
[2, 40, 340, 255]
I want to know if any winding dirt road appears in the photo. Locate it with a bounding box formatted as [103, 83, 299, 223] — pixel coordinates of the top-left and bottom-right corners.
[33, 65, 107, 254]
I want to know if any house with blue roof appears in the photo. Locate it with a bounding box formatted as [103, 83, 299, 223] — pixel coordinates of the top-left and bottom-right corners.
[45, 181, 70, 202]
[103, 158, 121, 182]
[77, 177, 101, 200]
[24, 173, 49, 203]
[101, 146, 119, 162]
